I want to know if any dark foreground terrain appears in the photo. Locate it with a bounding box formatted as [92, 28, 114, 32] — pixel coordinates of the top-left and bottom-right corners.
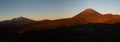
[1, 23, 120, 42]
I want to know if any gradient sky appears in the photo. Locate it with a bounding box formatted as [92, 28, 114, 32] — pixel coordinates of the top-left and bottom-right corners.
[0, 0, 120, 21]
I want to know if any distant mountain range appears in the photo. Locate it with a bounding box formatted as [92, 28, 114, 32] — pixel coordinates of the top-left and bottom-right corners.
[1, 8, 120, 33]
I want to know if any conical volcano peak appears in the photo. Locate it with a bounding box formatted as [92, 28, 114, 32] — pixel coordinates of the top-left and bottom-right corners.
[73, 8, 102, 18]
[86, 8, 93, 10]
[85, 8, 97, 12]
[83, 8, 98, 13]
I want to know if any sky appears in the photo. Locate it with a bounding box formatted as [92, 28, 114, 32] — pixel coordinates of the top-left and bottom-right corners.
[0, 0, 120, 21]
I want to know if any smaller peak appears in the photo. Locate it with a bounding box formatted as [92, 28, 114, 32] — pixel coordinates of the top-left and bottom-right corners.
[17, 16, 25, 18]
[12, 16, 28, 21]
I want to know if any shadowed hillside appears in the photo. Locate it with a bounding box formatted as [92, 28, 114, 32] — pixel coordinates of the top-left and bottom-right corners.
[0, 23, 120, 42]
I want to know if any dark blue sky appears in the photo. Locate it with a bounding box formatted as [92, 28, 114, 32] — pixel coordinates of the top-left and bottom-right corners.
[0, 0, 120, 21]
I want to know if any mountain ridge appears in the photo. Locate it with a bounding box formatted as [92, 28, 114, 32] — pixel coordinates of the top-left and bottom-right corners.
[1, 8, 120, 32]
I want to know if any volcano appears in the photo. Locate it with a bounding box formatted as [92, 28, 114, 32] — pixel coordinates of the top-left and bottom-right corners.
[74, 8, 102, 18]
[73, 8, 120, 23]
